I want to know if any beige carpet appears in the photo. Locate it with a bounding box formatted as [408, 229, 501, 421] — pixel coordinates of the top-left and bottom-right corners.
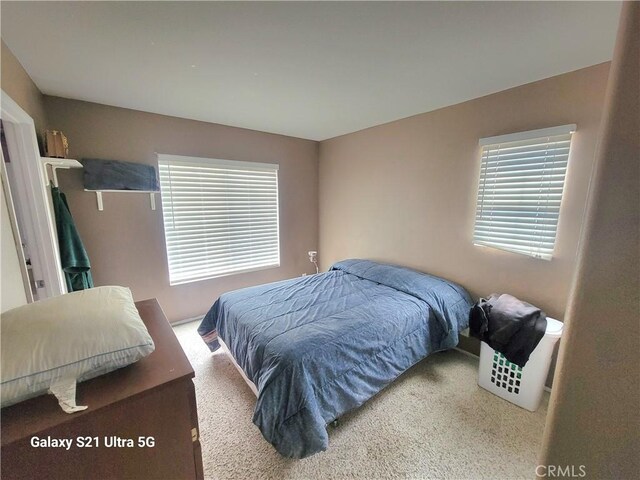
[174, 322, 548, 480]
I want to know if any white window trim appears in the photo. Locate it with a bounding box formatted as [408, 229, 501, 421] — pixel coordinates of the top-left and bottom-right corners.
[157, 154, 280, 285]
[479, 124, 576, 146]
[157, 154, 279, 173]
[474, 124, 576, 260]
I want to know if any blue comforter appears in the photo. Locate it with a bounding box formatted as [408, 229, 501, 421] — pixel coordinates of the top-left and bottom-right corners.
[198, 259, 472, 458]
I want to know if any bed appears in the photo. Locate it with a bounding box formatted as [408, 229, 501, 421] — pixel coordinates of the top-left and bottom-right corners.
[198, 259, 472, 458]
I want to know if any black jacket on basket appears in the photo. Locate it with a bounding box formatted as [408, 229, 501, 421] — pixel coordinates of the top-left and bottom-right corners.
[469, 293, 547, 368]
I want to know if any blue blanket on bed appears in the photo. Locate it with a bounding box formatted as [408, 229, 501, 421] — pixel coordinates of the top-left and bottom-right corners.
[198, 259, 472, 458]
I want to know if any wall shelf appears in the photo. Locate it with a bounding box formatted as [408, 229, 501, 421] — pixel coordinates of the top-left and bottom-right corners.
[84, 189, 158, 211]
[41, 157, 83, 188]
[41, 158, 158, 211]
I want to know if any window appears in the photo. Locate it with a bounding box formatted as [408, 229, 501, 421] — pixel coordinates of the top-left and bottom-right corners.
[474, 124, 576, 260]
[158, 154, 279, 284]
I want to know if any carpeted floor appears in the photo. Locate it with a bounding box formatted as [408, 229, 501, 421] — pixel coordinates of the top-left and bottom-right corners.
[174, 321, 548, 480]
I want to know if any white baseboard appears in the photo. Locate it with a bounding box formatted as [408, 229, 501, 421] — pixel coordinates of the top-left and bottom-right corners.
[454, 347, 479, 359]
[171, 315, 204, 327]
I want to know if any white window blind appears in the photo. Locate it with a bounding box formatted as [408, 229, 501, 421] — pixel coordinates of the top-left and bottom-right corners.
[158, 154, 280, 285]
[474, 124, 576, 260]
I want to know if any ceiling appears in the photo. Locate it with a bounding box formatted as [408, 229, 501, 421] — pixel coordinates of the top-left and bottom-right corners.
[1, 2, 621, 141]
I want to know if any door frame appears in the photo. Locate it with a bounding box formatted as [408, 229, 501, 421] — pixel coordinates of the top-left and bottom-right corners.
[0, 148, 33, 304]
[1, 90, 65, 298]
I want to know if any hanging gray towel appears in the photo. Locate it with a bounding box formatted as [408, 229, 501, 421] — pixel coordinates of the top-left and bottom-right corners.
[82, 158, 159, 191]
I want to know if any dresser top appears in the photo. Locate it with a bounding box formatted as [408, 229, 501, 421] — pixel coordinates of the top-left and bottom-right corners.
[1, 298, 194, 445]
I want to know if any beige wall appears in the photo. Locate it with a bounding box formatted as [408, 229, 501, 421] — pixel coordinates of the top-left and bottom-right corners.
[319, 63, 609, 324]
[540, 3, 639, 478]
[1, 40, 48, 136]
[44, 97, 318, 322]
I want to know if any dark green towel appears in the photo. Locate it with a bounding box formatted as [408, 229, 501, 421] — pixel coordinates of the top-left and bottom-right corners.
[51, 186, 94, 291]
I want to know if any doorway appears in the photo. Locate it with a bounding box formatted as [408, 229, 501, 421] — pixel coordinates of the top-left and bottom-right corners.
[0, 91, 65, 302]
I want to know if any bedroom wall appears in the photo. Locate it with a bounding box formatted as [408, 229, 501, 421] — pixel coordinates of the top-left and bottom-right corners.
[319, 63, 610, 351]
[1, 40, 49, 136]
[43, 97, 318, 322]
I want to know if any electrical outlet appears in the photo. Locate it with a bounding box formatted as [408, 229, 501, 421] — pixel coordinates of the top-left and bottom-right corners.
[308, 251, 319, 274]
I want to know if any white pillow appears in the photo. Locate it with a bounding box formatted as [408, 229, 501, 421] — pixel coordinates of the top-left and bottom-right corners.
[1, 286, 155, 410]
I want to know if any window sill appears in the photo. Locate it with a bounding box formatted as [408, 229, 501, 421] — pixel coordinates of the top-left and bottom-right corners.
[168, 262, 281, 286]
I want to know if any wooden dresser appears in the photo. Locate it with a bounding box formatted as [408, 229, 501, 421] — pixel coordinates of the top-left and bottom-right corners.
[1, 299, 204, 480]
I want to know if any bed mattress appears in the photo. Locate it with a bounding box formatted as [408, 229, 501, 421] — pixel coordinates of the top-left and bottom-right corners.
[198, 259, 472, 458]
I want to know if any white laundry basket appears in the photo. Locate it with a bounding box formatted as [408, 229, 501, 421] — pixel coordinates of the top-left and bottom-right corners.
[478, 317, 563, 412]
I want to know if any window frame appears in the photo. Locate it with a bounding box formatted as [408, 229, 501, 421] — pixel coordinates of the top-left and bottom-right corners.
[473, 124, 576, 260]
[157, 154, 280, 285]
